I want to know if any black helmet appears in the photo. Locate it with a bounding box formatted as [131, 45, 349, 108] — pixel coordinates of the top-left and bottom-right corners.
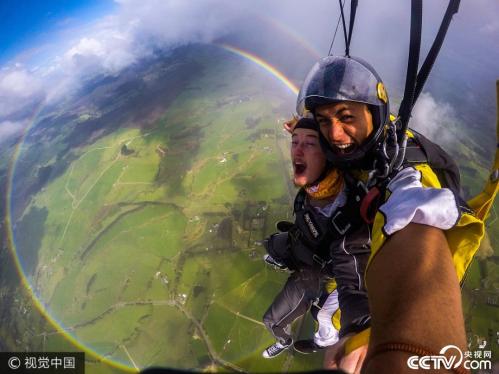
[296, 55, 389, 168]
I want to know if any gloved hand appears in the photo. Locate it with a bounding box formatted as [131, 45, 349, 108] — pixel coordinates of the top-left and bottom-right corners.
[262, 232, 295, 270]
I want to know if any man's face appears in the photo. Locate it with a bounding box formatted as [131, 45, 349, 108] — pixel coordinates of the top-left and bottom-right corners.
[291, 128, 326, 187]
[315, 101, 374, 156]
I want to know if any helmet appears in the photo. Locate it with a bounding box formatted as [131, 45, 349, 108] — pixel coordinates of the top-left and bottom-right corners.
[296, 55, 389, 168]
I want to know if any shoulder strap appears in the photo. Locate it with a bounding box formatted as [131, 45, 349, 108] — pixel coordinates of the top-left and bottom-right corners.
[293, 188, 307, 214]
[333, 173, 375, 227]
[403, 135, 428, 163]
[405, 130, 462, 195]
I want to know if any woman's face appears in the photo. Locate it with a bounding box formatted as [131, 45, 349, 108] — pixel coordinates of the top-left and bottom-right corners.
[291, 128, 326, 187]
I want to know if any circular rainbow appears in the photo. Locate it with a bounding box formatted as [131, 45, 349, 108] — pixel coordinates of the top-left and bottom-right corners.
[4, 43, 303, 372]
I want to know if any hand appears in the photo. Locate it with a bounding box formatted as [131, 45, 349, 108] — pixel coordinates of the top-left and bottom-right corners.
[324, 335, 368, 374]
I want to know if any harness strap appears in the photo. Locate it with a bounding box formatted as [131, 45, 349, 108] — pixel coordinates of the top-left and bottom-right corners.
[360, 186, 381, 224]
[413, 0, 461, 106]
[403, 142, 427, 163]
[398, 0, 461, 141]
[398, 0, 422, 134]
[295, 187, 362, 241]
[338, 0, 349, 56]
[292, 189, 332, 268]
[292, 188, 355, 267]
[293, 188, 307, 215]
[346, 0, 358, 57]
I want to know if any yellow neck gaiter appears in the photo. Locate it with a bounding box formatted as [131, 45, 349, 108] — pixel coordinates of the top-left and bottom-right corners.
[305, 168, 343, 200]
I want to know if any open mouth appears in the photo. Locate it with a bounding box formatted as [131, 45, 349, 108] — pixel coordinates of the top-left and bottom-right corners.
[332, 143, 356, 155]
[294, 162, 306, 175]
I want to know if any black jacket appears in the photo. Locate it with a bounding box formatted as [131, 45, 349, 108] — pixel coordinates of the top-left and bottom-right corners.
[265, 188, 371, 336]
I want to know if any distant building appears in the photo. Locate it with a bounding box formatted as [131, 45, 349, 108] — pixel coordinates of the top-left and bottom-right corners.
[486, 295, 499, 307]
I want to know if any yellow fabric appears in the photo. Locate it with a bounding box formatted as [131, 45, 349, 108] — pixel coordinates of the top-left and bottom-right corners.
[324, 278, 342, 330]
[324, 278, 337, 293]
[415, 163, 441, 188]
[368, 208, 387, 271]
[366, 163, 485, 284]
[455, 80, 499, 280]
[332, 308, 341, 331]
[306, 168, 344, 200]
[344, 327, 371, 355]
[446, 213, 485, 281]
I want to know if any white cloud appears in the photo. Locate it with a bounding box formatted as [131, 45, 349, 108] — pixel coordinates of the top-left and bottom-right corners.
[0, 0, 496, 143]
[0, 68, 45, 118]
[0, 120, 27, 144]
[0, 0, 249, 132]
[410, 92, 457, 145]
[51, 0, 247, 81]
[0, 69, 43, 99]
[66, 37, 106, 59]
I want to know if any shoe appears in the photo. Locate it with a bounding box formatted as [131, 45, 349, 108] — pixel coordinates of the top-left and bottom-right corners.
[263, 254, 288, 271]
[293, 339, 326, 354]
[262, 340, 292, 358]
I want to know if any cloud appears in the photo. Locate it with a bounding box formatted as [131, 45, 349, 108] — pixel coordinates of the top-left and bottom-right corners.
[0, 0, 251, 141]
[0, 120, 27, 144]
[0, 67, 52, 146]
[62, 32, 137, 76]
[0, 0, 497, 149]
[51, 0, 248, 80]
[0, 68, 43, 99]
[0, 67, 45, 122]
[410, 92, 457, 146]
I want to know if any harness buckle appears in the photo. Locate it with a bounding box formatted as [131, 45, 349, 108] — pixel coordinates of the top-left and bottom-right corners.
[356, 180, 369, 194]
[331, 210, 351, 235]
[312, 254, 327, 269]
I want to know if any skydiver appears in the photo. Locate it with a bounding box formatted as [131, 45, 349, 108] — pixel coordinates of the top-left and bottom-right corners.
[296, 55, 485, 373]
[261, 117, 371, 360]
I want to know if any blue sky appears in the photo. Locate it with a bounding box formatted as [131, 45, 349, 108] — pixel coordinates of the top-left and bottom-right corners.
[0, 0, 115, 64]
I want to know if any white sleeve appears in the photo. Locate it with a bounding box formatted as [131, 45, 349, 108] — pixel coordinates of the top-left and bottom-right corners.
[378, 167, 460, 236]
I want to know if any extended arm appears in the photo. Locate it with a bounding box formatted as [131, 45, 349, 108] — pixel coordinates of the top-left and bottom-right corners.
[363, 223, 466, 373]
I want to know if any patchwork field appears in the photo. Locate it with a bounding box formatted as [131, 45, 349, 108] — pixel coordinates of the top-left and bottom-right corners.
[9, 45, 324, 372]
[2, 42, 497, 372]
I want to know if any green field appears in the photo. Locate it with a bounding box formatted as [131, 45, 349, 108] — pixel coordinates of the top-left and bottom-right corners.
[6, 45, 327, 372]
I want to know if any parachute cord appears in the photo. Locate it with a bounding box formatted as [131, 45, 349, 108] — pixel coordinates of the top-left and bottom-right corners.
[398, 0, 423, 138]
[328, 0, 345, 56]
[338, 0, 349, 57]
[346, 0, 358, 57]
[412, 0, 461, 109]
[398, 0, 460, 146]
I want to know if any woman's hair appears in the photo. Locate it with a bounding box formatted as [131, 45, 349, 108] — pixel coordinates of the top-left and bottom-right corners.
[283, 115, 300, 133]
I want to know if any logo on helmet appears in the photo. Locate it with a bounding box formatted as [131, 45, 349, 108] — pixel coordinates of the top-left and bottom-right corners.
[377, 82, 388, 103]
